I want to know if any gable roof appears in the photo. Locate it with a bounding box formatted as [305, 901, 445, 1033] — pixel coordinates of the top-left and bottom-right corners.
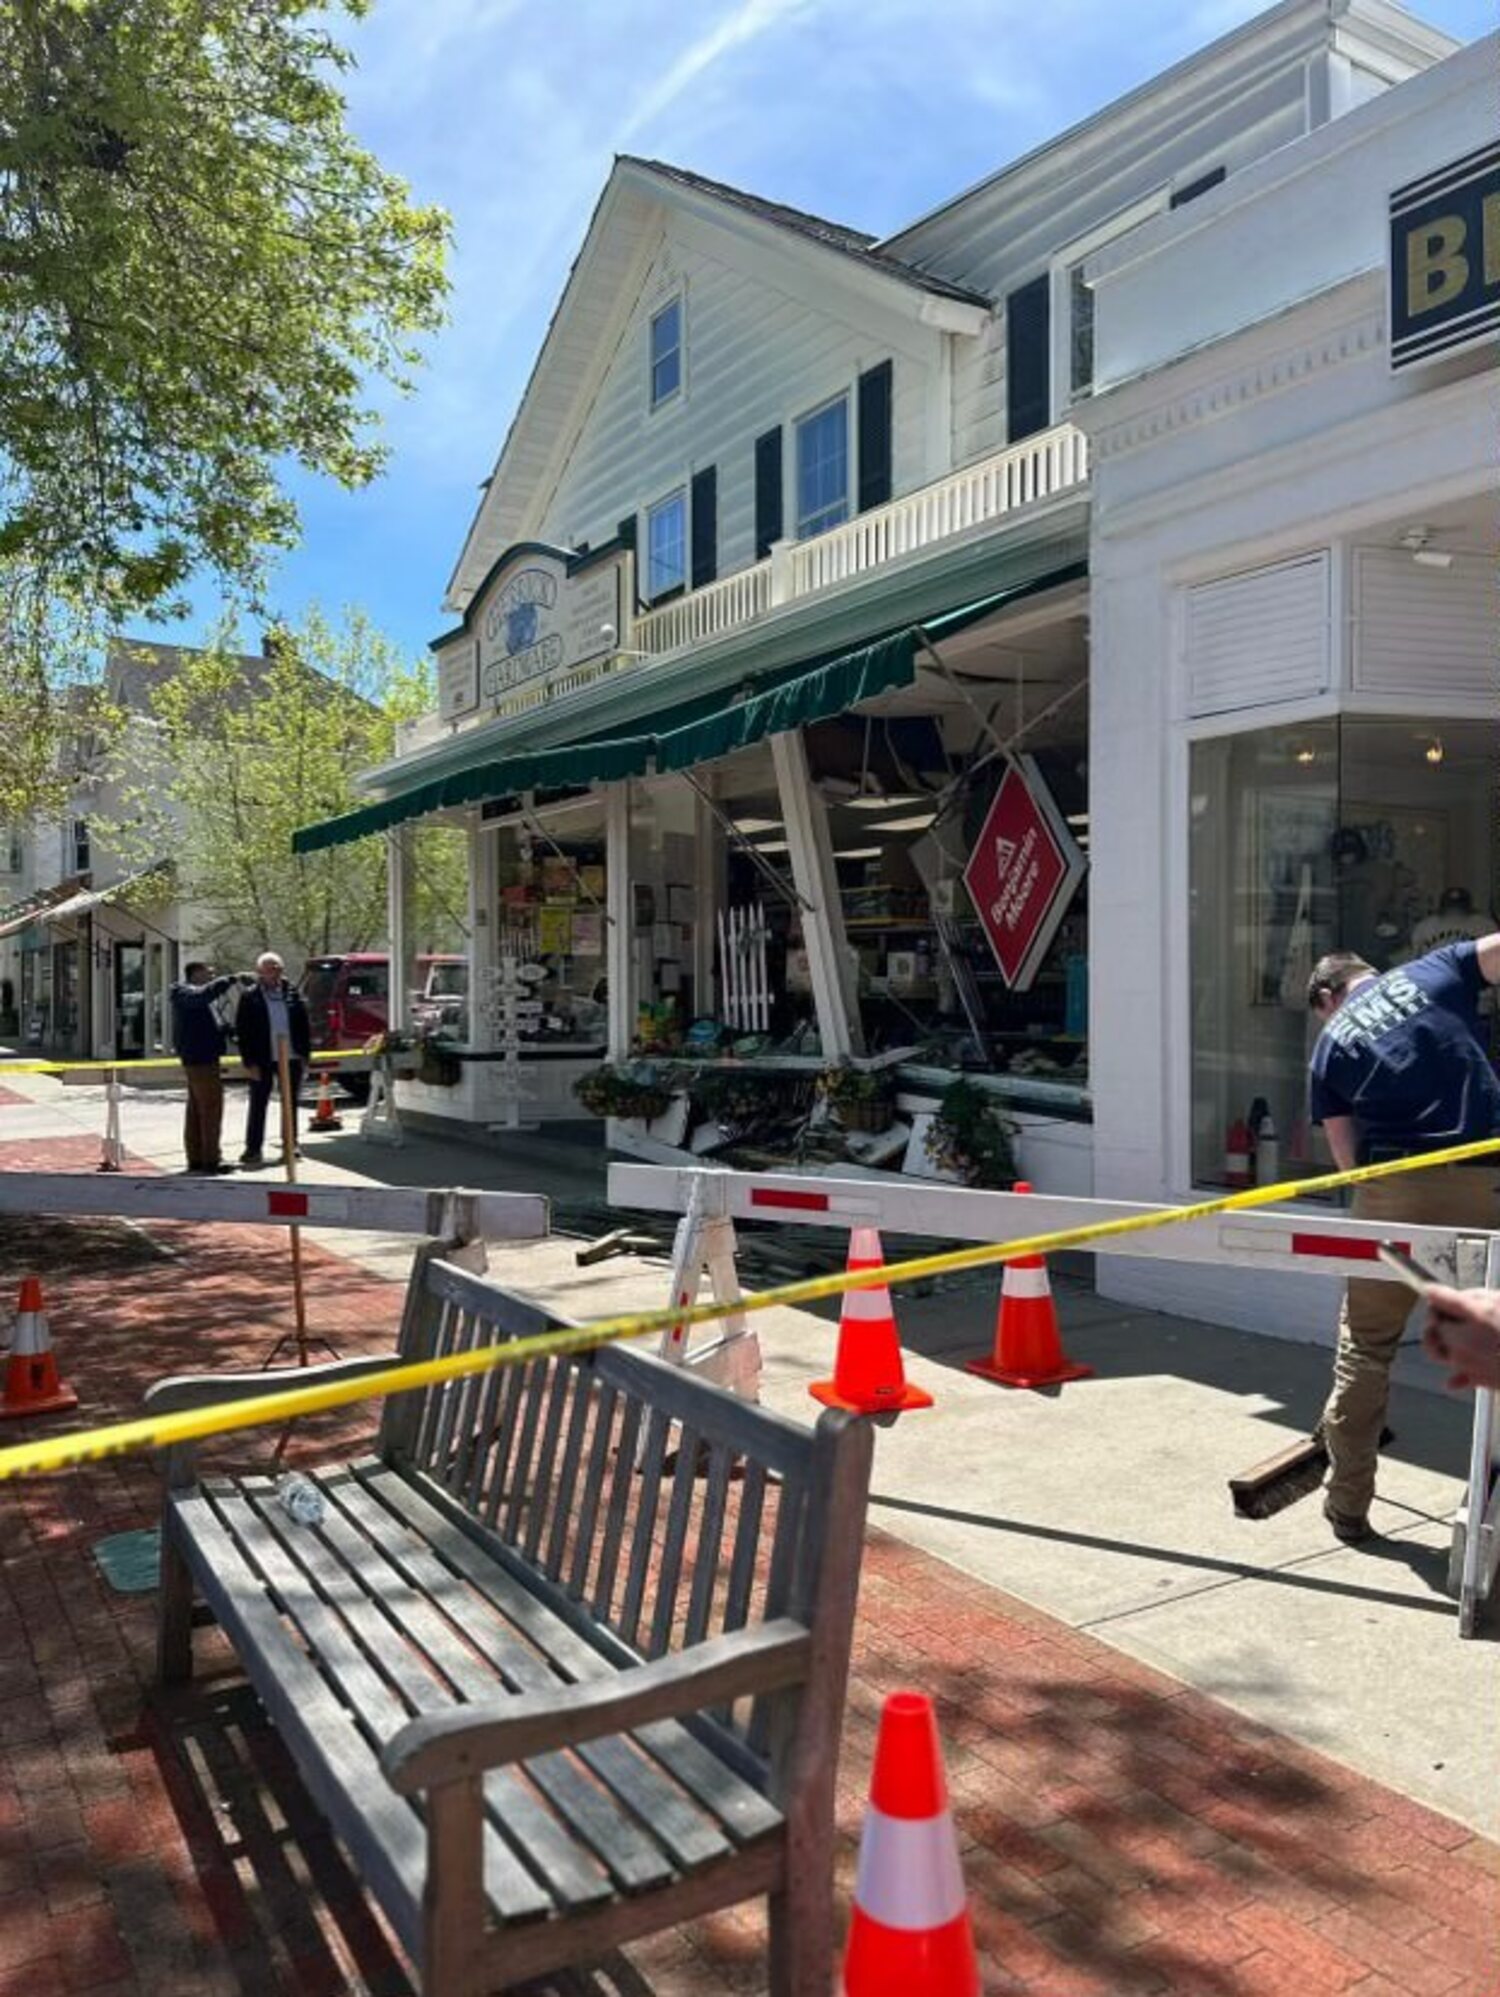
[444, 154, 990, 612]
[621, 157, 990, 309]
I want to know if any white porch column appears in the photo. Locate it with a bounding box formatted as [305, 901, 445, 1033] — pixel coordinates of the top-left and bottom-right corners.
[692, 784, 718, 1012]
[468, 814, 496, 1047]
[386, 828, 408, 1033]
[769, 729, 862, 1059]
[605, 782, 632, 1062]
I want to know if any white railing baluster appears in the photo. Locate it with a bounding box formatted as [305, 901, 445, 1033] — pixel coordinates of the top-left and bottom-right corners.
[529, 421, 1089, 692]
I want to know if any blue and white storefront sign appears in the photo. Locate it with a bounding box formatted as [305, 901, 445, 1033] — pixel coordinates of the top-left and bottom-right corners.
[1389, 139, 1500, 371]
[433, 546, 625, 725]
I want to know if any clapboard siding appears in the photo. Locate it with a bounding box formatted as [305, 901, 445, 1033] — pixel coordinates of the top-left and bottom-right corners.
[1185, 553, 1331, 717]
[1353, 549, 1498, 699]
[535, 214, 945, 583]
[902, 50, 1317, 467]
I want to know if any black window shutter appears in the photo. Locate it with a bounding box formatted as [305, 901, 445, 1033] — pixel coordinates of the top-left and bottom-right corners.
[1171, 165, 1226, 209]
[1005, 274, 1051, 444]
[690, 465, 717, 590]
[754, 426, 783, 558]
[856, 360, 893, 513]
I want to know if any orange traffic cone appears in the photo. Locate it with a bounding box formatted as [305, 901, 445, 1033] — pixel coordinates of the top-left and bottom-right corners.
[967, 1181, 1092, 1389]
[843, 1690, 979, 1997]
[1, 1277, 78, 1419]
[310, 1070, 343, 1132]
[810, 1227, 932, 1416]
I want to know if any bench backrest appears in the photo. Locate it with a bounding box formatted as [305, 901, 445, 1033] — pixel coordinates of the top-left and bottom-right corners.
[377, 1247, 871, 1785]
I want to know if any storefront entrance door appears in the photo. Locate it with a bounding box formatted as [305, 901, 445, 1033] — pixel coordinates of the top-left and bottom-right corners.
[114, 942, 146, 1059]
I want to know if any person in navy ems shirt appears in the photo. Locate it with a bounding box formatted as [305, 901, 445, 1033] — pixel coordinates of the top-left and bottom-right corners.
[1307, 936, 1500, 1543]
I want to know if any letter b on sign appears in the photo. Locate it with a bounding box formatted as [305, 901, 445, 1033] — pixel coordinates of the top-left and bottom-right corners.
[1406, 215, 1467, 316]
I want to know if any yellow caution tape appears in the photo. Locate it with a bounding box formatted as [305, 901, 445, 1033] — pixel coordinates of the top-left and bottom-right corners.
[0, 1049, 364, 1075]
[0, 1135, 1495, 1483]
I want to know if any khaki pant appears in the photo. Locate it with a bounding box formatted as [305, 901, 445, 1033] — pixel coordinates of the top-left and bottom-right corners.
[1323, 1163, 1500, 1517]
[182, 1063, 225, 1170]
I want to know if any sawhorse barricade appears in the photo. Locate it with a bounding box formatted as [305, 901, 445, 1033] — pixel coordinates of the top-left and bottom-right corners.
[0, 1172, 549, 1247]
[657, 1169, 757, 1398]
[609, 1163, 1500, 1638]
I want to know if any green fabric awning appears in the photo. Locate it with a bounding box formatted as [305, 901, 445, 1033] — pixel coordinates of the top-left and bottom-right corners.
[291, 564, 1084, 855]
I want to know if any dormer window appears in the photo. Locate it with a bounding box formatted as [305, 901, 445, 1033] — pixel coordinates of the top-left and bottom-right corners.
[650, 297, 682, 408]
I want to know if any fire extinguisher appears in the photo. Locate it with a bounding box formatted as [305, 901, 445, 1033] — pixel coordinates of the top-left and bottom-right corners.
[1225, 1116, 1253, 1187]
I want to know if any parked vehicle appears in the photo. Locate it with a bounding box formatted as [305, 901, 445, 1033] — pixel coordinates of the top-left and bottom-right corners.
[299, 953, 390, 1049]
[412, 953, 469, 1039]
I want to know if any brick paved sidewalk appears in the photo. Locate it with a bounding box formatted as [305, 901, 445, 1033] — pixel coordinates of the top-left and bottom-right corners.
[0, 1135, 1497, 1995]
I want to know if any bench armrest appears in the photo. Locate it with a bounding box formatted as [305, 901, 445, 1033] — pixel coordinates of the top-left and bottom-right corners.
[382, 1618, 811, 1795]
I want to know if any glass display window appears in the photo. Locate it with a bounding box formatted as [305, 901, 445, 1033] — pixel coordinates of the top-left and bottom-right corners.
[488, 802, 609, 1052]
[1188, 714, 1497, 1186]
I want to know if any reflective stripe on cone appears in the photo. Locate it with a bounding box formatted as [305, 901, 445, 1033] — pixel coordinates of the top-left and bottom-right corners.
[844, 1691, 978, 1997]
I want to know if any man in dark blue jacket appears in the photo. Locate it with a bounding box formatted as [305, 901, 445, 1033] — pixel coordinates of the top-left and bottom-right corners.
[169, 962, 239, 1174]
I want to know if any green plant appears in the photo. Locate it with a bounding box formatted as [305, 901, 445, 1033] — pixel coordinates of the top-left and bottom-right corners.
[924, 1079, 1016, 1187]
[819, 1061, 896, 1132]
[573, 1066, 673, 1122]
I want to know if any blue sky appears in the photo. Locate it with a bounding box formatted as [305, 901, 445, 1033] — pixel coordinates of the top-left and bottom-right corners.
[145, 0, 1496, 665]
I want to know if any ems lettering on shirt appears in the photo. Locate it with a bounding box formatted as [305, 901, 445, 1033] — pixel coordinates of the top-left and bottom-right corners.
[1325, 968, 1428, 1049]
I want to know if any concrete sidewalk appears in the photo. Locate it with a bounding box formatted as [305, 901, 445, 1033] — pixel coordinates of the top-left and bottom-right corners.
[4, 1068, 1498, 1842]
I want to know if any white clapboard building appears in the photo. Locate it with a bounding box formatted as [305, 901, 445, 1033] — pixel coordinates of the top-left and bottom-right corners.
[292, 1, 1490, 1345]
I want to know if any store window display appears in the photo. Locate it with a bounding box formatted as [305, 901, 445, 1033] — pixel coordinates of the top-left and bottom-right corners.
[1189, 715, 1497, 1187]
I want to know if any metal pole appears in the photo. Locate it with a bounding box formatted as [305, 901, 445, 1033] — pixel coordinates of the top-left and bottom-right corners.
[275, 1037, 309, 1365]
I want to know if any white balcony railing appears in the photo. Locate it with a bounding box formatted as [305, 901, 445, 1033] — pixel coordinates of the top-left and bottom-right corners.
[634, 419, 1087, 658]
[468, 421, 1087, 726]
[631, 558, 774, 658]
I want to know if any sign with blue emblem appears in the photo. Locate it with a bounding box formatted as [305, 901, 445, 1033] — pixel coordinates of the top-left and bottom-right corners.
[434, 548, 626, 725]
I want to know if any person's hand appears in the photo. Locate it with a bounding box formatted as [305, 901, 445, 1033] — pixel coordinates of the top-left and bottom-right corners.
[1421, 1285, 1500, 1392]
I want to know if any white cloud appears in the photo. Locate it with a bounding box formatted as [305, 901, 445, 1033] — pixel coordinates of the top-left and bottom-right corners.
[616, 0, 818, 142]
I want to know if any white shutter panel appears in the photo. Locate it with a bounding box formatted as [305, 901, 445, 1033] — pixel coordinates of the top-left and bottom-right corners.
[1353, 549, 1497, 698]
[1185, 553, 1330, 717]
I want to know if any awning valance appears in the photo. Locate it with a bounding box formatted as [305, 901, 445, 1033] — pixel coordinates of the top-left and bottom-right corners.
[36, 862, 172, 928]
[291, 564, 1085, 856]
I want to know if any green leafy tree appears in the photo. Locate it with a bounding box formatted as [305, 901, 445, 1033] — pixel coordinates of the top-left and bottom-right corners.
[0, 0, 449, 817]
[108, 606, 436, 969]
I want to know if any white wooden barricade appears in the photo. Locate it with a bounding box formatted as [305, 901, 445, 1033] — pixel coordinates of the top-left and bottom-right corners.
[0, 1173, 548, 1244]
[609, 1163, 1500, 1638]
[654, 1169, 758, 1399]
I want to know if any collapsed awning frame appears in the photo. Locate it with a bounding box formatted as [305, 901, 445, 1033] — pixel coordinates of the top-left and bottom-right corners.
[291, 563, 1087, 857]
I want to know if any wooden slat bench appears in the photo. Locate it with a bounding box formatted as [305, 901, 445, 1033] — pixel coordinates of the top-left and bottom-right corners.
[147, 1240, 874, 1994]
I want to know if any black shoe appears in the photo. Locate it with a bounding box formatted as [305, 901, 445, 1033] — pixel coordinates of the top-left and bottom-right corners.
[239, 1151, 266, 1169]
[1323, 1497, 1373, 1544]
[209, 1162, 237, 1175]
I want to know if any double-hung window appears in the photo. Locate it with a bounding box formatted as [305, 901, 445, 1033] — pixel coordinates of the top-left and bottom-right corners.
[650, 298, 682, 408]
[646, 489, 687, 600]
[795, 395, 848, 539]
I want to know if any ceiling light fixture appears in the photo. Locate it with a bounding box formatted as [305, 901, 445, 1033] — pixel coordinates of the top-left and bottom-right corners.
[1399, 526, 1454, 570]
[865, 812, 939, 833]
[747, 838, 790, 854]
[1425, 738, 1445, 766]
[730, 817, 782, 834]
[833, 846, 883, 861]
[843, 792, 924, 812]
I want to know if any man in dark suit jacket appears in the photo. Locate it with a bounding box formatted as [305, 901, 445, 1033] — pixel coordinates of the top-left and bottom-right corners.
[236, 951, 312, 1167]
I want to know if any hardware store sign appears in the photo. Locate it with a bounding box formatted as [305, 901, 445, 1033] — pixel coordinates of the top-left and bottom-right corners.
[1389, 139, 1500, 370]
[439, 550, 623, 722]
[963, 756, 1085, 991]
